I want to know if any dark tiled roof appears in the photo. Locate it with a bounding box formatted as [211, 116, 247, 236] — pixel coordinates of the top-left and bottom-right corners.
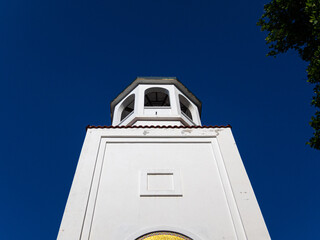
[86, 125, 231, 131]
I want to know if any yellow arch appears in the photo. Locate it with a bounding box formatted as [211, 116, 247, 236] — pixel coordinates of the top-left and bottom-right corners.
[137, 232, 191, 240]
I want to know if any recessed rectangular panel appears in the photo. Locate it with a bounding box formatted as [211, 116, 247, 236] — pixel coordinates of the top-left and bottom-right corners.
[140, 169, 182, 196]
[148, 174, 173, 191]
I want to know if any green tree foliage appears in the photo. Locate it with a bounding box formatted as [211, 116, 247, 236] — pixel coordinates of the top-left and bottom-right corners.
[258, 0, 320, 150]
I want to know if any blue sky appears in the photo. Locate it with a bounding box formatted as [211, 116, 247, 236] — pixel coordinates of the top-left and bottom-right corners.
[1, 0, 319, 239]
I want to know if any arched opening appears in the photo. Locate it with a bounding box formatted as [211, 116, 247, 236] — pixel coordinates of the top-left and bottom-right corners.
[179, 95, 193, 120]
[136, 231, 192, 240]
[120, 94, 135, 121]
[144, 87, 170, 107]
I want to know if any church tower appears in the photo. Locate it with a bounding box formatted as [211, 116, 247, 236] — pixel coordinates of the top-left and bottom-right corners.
[58, 77, 270, 240]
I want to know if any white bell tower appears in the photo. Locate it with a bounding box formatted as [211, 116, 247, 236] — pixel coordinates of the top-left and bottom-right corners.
[58, 77, 270, 240]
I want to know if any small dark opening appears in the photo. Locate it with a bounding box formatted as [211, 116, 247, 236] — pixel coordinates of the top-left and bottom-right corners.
[145, 91, 170, 107]
[180, 102, 192, 120]
[121, 98, 134, 121]
[179, 95, 193, 120]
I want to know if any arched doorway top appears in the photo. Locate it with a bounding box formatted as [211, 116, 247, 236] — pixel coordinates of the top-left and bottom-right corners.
[144, 87, 170, 107]
[136, 231, 192, 240]
[120, 94, 135, 122]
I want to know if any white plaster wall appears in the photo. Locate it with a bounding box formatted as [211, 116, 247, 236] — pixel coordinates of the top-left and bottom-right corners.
[133, 120, 184, 126]
[89, 141, 239, 240]
[58, 128, 270, 240]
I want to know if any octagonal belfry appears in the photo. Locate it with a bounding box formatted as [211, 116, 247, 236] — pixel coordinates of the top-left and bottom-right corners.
[111, 77, 202, 126]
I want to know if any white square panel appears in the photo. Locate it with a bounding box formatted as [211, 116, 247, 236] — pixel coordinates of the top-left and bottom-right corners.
[140, 169, 182, 197]
[147, 173, 174, 191]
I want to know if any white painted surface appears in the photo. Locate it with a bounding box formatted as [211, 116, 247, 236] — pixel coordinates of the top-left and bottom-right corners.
[57, 128, 270, 240]
[134, 120, 184, 126]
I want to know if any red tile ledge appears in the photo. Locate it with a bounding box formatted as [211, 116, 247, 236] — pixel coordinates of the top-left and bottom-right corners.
[86, 125, 232, 131]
